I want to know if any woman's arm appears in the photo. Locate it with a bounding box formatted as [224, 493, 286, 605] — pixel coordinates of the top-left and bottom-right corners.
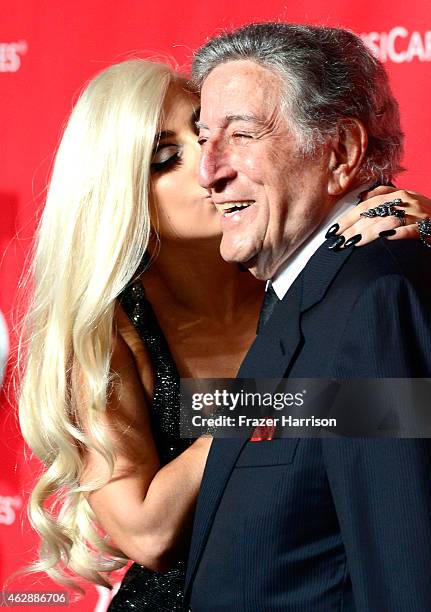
[80, 330, 212, 572]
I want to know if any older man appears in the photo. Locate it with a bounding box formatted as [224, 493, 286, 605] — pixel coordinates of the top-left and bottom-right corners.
[185, 23, 431, 611]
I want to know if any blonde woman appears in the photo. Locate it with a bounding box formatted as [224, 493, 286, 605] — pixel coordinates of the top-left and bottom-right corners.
[17, 58, 431, 610]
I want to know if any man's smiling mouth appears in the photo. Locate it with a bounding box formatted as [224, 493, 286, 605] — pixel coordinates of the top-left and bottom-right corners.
[217, 201, 255, 216]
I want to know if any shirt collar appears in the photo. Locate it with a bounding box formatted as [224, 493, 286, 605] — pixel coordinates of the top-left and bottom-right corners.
[271, 184, 367, 300]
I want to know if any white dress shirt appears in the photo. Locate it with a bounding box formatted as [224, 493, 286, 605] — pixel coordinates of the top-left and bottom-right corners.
[271, 185, 367, 300]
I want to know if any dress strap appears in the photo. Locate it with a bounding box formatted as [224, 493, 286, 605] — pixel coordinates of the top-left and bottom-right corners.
[118, 280, 192, 463]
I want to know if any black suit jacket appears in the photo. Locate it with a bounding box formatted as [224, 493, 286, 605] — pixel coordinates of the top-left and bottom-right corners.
[185, 238, 431, 611]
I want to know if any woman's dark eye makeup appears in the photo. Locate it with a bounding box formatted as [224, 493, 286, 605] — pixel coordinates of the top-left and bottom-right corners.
[151, 143, 182, 173]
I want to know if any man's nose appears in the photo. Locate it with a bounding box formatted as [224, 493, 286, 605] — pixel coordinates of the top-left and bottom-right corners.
[198, 140, 237, 191]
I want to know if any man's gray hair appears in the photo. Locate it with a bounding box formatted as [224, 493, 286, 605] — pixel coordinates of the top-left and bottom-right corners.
[192, 23, 404, 183]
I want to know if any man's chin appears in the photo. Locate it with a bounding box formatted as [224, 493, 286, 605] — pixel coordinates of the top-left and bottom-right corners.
[220, 244, 256, 267]
[219, 247, 271, 280]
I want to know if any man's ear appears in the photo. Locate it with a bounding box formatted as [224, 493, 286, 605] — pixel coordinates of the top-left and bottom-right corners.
[327, 118, 368, 196]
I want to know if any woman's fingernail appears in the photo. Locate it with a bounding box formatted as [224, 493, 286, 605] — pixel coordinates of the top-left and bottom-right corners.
[328, 235, 345, 251]
[344, 234, 362, 248]
[379, 229, 396, 237]
[325, 223, 339, 239]
[358, 190, 369, 200]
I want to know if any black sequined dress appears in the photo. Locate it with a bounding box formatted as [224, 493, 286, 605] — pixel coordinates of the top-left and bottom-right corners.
[108, 280, 193, 611]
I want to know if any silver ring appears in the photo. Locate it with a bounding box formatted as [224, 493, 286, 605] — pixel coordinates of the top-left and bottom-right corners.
[360, 198, 405, 219]
[417, 217, 431, 248]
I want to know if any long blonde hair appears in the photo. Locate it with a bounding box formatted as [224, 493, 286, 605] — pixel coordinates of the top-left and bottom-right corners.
[17, 58, 179, 593]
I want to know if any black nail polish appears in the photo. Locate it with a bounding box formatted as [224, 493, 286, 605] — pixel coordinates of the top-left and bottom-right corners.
[328, 235, 345, 251]
[379, 229, 396, 237]
[325, 223, 339, 239]
[344, 234, 362, 248]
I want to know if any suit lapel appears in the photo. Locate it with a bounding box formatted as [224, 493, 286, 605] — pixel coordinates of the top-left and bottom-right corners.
[238, 243, 354, 380]
[185, 243, 354, 598]
[301, 242, 353, 311]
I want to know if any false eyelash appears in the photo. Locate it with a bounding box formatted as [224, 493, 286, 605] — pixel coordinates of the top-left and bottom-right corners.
[151, 152, 183, 173]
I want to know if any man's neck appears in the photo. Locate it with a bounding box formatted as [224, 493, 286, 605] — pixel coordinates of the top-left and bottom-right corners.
[271, 184, 367, 300]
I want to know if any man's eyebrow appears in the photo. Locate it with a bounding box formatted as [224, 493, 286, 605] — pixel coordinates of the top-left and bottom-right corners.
[195, 114, 264, 130]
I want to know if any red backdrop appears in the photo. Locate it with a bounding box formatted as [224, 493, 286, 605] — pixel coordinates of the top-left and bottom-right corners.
[1, 2, 430, 609]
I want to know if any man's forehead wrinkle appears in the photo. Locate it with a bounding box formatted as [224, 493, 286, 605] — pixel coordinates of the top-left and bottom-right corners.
[225, 114, 266, 126]
[195, 114, 265, 131]
[198, 60, 284, 134]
